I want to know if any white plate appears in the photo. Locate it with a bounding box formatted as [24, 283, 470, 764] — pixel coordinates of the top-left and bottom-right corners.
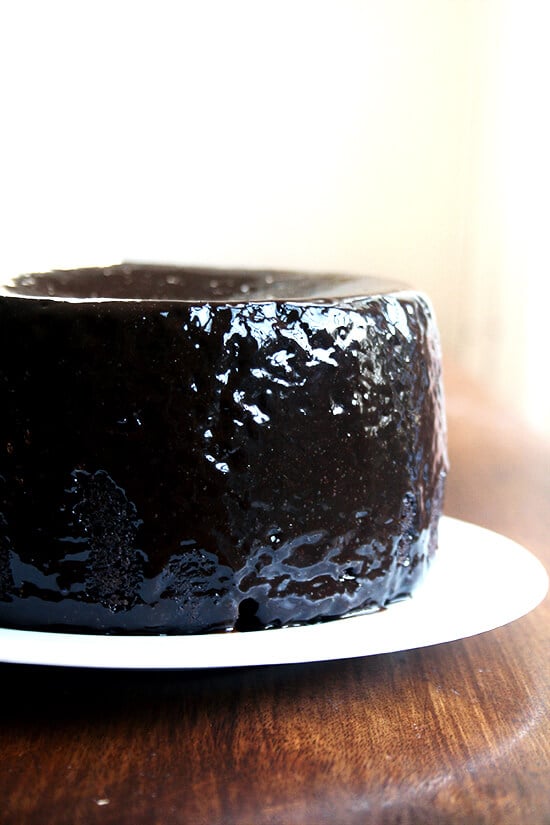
[0, 517, 547, 669]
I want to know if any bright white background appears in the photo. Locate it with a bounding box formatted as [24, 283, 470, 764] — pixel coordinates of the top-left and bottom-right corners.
[0, 1, 548, 433]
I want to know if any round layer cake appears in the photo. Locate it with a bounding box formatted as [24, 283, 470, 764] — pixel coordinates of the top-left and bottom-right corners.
[0, 264, 448, 634]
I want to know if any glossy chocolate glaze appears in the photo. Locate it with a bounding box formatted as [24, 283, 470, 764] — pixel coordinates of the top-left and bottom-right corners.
[0, 264, 447, 634]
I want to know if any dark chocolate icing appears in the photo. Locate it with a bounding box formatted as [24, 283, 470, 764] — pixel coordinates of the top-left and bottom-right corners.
[0, 264, 447, 634]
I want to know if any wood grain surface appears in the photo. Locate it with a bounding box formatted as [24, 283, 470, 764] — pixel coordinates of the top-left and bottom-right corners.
[1, 366, 549, 825]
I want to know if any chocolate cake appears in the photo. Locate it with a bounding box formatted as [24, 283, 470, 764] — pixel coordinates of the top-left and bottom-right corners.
[0, 264, 447, 634]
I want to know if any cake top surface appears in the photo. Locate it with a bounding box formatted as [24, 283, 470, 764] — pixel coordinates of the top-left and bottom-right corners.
[0, 263, 407, 304]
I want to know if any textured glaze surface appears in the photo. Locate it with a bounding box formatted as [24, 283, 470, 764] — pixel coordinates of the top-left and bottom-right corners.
[0, 265, 447, 634]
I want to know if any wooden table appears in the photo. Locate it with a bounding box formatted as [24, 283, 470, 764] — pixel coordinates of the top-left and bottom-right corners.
[1, 367, 549, 825]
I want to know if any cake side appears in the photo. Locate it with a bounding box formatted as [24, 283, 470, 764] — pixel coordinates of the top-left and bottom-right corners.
[0, 270, 447, 634]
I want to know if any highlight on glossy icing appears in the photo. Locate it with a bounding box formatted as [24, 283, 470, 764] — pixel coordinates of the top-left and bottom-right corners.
[0, 264, 447, 634]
